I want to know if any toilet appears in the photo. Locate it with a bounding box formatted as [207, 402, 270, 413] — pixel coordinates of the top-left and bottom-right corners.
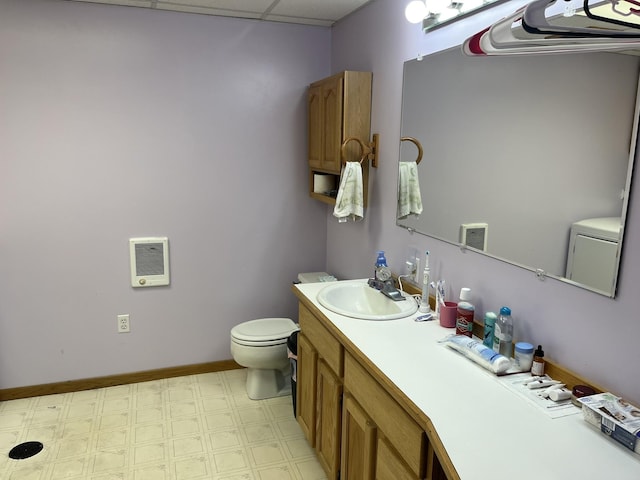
[230, 317, 299, 400]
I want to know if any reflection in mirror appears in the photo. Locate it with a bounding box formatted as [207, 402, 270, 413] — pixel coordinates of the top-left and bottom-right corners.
[397, 47, 640, 297]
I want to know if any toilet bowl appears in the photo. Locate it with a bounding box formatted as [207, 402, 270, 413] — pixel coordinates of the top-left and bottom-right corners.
[230, 318, 299, 400]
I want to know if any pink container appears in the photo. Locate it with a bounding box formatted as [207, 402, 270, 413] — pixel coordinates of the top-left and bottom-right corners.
[439, 301, 458, 328]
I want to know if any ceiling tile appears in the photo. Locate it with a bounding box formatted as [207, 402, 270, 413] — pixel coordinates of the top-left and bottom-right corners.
[64, 0, 372, 26]
[155, 4, 263, 18]
[270, 0, 369, 21]
[264, 14, 333, 27]
[69, 0, 153, 7]
[157, 0, 274, 14]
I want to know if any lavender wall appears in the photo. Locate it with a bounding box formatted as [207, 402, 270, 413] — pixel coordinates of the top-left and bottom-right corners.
[329, 0, 640, 404]
[3, 0, 638, 405]
[0, 0, 330, 389]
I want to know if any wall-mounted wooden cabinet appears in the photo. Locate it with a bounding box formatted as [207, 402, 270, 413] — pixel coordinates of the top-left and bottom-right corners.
[307, 71, 372, 206]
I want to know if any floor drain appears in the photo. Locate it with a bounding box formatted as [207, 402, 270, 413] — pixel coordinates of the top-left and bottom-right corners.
[9, 441, 43, 460]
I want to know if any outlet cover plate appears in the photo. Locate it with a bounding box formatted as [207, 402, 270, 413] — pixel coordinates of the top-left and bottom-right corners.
[117, 314, 130, 333]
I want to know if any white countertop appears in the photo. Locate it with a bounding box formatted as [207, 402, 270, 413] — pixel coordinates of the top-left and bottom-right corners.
[294, 279, 640, 480]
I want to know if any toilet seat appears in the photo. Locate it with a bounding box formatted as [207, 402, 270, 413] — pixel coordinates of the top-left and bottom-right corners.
[231, 318, 298, 347]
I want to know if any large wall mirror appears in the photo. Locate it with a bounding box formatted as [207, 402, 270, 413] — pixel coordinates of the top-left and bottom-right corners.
[397, 46, 640, 297]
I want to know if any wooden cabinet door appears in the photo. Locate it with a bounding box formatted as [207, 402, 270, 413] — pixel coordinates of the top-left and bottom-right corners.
[375, 436, 418, 480]
[341, 394, 376, 480]
[426, 443, 450, 480]
[320, 75, 343, 173]
[297, 333, 317, 446]
[308, 75, 343, 174]
[307, 83, 323, 170]
[315, 359, 343, 480]
[344, 352, 425, 478]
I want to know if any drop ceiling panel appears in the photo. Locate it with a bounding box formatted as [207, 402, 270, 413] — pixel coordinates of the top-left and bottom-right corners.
[158, 0, 275, 14]
[270, 0, 367, 21]
[154, 4, 263, 19]
[77, 0, 152, 6]
[65, 0, 372, 26]
[264, 14, 333, 26]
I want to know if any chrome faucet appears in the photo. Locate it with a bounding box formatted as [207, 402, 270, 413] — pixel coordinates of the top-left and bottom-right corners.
[368, 266, 405, 301]
[367, 278, 386, 290]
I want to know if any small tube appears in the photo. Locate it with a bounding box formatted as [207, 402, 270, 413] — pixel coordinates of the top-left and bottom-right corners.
[527, 379, 562, 390]
[549, 388, 572, 402]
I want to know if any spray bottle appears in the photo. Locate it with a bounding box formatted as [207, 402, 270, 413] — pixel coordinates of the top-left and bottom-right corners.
[418, 251, 431, 313]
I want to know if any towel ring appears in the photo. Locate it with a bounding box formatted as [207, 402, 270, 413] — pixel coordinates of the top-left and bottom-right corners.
[401, 136, 423, 165]
[341, 134, 379, 167]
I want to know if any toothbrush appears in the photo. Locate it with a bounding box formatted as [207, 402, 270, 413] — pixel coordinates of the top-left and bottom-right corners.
[418, 251, 431, 313]
[430, 279, 445, 319]
[430, 281, 439, 318]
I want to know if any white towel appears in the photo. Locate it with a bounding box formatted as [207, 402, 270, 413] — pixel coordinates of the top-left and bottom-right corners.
[397, 162, 423, 219]
[333, 162, 364, 222]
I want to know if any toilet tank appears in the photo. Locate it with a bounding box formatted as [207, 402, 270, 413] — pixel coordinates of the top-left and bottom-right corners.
[565, 217, 621, 294]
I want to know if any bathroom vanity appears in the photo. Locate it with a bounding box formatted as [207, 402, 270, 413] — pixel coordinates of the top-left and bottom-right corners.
[292, 280, 640, 480]
[295, 292, 449, 479]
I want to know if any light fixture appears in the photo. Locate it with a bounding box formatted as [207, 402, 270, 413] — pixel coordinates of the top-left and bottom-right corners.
[405, 1, 429, 24]
[405, 0, 508, 32]
[422, 12, 440, 29]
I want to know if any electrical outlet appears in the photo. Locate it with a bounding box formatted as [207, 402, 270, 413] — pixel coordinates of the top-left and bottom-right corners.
[404, 246, 420, 283]
[117, 314, 130, 333]
[405, 260, 416, 276]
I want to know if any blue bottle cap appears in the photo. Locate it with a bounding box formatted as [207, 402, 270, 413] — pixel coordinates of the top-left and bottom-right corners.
[376, 251, 387, 266]
[515, 342, 534, 354]
[500, 306, 511, 316]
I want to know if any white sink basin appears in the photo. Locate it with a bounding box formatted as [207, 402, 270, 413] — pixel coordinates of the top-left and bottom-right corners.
[317, 281, 418, 320]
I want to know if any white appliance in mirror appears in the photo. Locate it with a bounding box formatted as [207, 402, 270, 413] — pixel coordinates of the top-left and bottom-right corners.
[397, 47, 640, 297]
[565, 217, 621, 295]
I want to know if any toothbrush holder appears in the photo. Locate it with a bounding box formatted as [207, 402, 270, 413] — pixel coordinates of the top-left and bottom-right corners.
[439, 301, 458, 328]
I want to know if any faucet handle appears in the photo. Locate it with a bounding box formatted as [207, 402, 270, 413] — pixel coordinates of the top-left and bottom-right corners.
[375, 266, 392, 282]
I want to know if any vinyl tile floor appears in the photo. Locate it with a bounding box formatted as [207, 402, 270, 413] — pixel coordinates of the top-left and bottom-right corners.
[0, 369, 327, 480]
